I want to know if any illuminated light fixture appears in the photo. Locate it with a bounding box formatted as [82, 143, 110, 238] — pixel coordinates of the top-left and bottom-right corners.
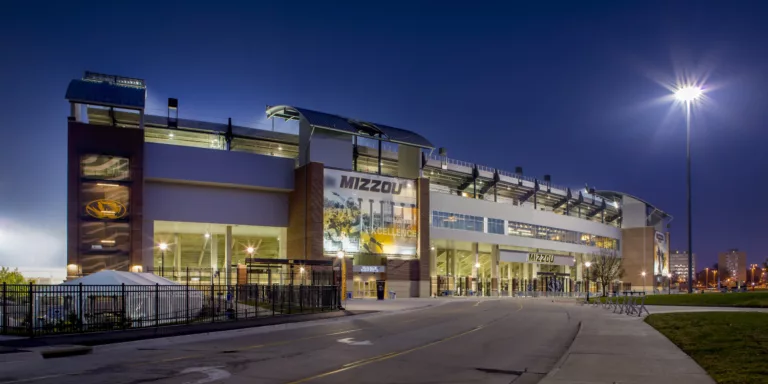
[101, 210, 116, 215]
[96, 183, 120, 187]
[169, 133, 174, 138]
[407, 183, 412, 188]
[475, 262, 481, 268]
[131, 265, 143, 273]
[300, 267, 305, 273]
[191, 277, 200, 282]
[430, 170, 434, 175]
[641, 271, 646, 277]
[246, 246, 255, 254]
[159, 242, 168, 251]
[100, 239, 116, 244]
[674, 86, 703, 102]
[67, 264, 79, 271]
[430, 246, 435, 251]
[204, 232, 210, 238]
[337, 250, 345, 259]
[585, 261, 592, 268]
[278, 146, 283, 151]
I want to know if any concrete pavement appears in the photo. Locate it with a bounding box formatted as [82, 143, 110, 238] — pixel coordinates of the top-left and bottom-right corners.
[0, 299, 579, 384]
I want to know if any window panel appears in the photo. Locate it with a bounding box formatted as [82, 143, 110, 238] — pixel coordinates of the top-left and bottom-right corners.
[81, 155, 130, 180]
[81, 182, 129, 219]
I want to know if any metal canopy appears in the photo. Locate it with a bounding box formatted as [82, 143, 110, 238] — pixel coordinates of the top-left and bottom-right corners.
[65, 79, 146, 109]
[266, 105, 434, 149]
[595, 190, 672, 222]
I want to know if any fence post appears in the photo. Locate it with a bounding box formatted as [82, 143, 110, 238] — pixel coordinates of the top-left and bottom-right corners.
[27, 282, 33, 337]
[2, 282, 6, 335]
[186, 283, 190, 325]
[210, 284, 215, 323]
[121, 283, 126, 331]
[155, 283, 159, 327]
[78, 283, 83, 332]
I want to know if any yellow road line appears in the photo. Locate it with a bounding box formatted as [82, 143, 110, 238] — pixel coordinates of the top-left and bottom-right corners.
[287, 325, 486, 384]
[140, 328, 363, 365]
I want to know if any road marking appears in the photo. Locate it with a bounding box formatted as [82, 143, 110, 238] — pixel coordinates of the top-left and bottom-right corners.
[287, 325, 486, 384]
[337, 338, 372, 346]
[180, 366, 230, 384]
[135, 328, 363, 366]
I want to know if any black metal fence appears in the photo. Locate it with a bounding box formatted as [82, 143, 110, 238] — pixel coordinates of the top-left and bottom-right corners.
[142, 267, 336, 287]
[0, 282, 339, 337]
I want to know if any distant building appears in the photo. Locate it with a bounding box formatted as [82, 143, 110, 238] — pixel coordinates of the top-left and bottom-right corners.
[718, 249, 747, 286]
[669, 250, 695, 281]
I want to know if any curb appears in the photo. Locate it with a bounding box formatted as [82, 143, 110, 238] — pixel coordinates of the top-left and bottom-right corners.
[542, 320, 582, 380]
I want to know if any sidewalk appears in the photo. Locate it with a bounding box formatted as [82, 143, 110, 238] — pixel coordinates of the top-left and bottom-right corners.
[541, 309, 715, 384]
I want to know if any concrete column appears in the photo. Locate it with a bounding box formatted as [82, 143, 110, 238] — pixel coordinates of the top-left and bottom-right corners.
[491, 245, 500, 296]
[141, 219, 155, 272]
[225, 226, 233, 287]
[430, 247, 438, 277]
[210, 234, 218, 271]
[507, 262, 513, 296]
[531, 263, 539, 291]
[279, 229, 288, 259]
[564, 265, 571, 293]
[471, 243, 479, 292]
[173, 234, 181, 276]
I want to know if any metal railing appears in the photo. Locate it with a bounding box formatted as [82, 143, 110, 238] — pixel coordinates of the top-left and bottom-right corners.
[142, 267, 335, 287]
[0, 282, 339, 337]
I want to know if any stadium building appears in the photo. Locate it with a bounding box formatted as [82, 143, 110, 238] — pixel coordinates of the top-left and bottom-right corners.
[64, 71, 673, 297]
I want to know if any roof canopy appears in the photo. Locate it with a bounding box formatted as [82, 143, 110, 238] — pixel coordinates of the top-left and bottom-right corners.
[266, 105, 434, 149]
[595, 190, 672, 222]
[62, 271, 179, 286]
[66, 79, 146, 109]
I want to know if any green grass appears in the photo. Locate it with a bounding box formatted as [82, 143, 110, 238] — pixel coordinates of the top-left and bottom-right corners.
[646, 312, 768, 384]
[588, 291, 768, 307]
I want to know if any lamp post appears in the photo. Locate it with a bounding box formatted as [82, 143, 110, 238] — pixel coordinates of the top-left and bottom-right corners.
[641, 271, 647, 294]
[159, 242, 168, 277]
[705, 267, 709, 289]
[667, 273, 672, 295]
[713, 270, 718, 289]
[674, 85, 702, 294]
[337, 250, 346, 309]
[584, 261, 592, 302]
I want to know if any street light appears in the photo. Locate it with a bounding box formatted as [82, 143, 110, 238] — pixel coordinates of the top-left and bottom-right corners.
[159, 242, 168, 277]
[337, 250, 346, 309]
[667, 273, 672, 295]
[641, 271, 647, 294]
[705, 267, 709, 289]
[674, 85, 703, 294]
[584, 261, 592, 302]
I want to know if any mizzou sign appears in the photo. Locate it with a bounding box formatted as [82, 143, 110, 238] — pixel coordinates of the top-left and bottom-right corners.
[85, 199, 127, 219]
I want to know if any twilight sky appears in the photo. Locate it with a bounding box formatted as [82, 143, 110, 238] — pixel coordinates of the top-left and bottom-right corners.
[1, 1, 767, 272]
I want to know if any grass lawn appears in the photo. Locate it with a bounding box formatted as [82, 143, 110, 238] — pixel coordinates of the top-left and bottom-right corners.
[589, 291, 768, 307]
[646, 312, 768, 384]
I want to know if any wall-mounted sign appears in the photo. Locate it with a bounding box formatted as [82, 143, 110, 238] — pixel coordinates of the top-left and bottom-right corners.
[323, 169, 418, 256]
[85, 199, 127, 219]
[654, 231, 669, 277]
[528, 253, 556, 264]
[500, 250, 575, 267]
[353, 265, 386, 273]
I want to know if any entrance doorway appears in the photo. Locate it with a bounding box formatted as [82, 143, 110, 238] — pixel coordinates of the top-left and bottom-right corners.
[354, 277, 377, 298]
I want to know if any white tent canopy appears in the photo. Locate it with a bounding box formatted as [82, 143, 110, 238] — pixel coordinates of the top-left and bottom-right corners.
[63, 271, 179, 286]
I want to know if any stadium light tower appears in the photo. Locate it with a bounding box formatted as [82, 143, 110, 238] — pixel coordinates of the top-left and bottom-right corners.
[674, 85, 702, 294]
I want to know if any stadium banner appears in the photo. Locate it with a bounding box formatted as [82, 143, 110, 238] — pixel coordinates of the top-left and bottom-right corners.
[323, 168, 418, 257]
[654, 231, 669, 277]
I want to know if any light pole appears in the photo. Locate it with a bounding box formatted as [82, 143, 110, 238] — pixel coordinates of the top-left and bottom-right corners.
[337, 250, 346, 309]
[674, 85, 702, 294]
[713, 270, 718, 289]
[584, 261, 592, 301]
[641, 271, 647, 294]
[667, 273, 672, 295]
[705, 267, 709, 289]
[159, 242, 168, 277]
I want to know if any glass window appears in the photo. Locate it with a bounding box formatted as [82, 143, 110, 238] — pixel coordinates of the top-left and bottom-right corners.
[80, 221, 130, 253]
[81, 182, 130, 219]
[81, 155, 130, 180]
[488, 218, 505, 234]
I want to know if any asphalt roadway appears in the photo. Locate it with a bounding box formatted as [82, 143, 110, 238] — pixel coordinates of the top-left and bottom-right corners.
[0, 299, 583, 384]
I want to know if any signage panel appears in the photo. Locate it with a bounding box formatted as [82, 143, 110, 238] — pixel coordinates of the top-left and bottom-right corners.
[500, 250, 575, 266]
[654, 231, 669, 277]
[353, 265, 386, 273]
[323, 169, 418, 256]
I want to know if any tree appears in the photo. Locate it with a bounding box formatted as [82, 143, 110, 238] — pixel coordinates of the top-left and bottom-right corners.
[588, 250, 625, 296]
[0, 267, 27, 284]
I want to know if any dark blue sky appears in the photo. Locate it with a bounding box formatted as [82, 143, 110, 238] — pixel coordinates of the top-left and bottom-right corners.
[2, 1, 767, 270]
